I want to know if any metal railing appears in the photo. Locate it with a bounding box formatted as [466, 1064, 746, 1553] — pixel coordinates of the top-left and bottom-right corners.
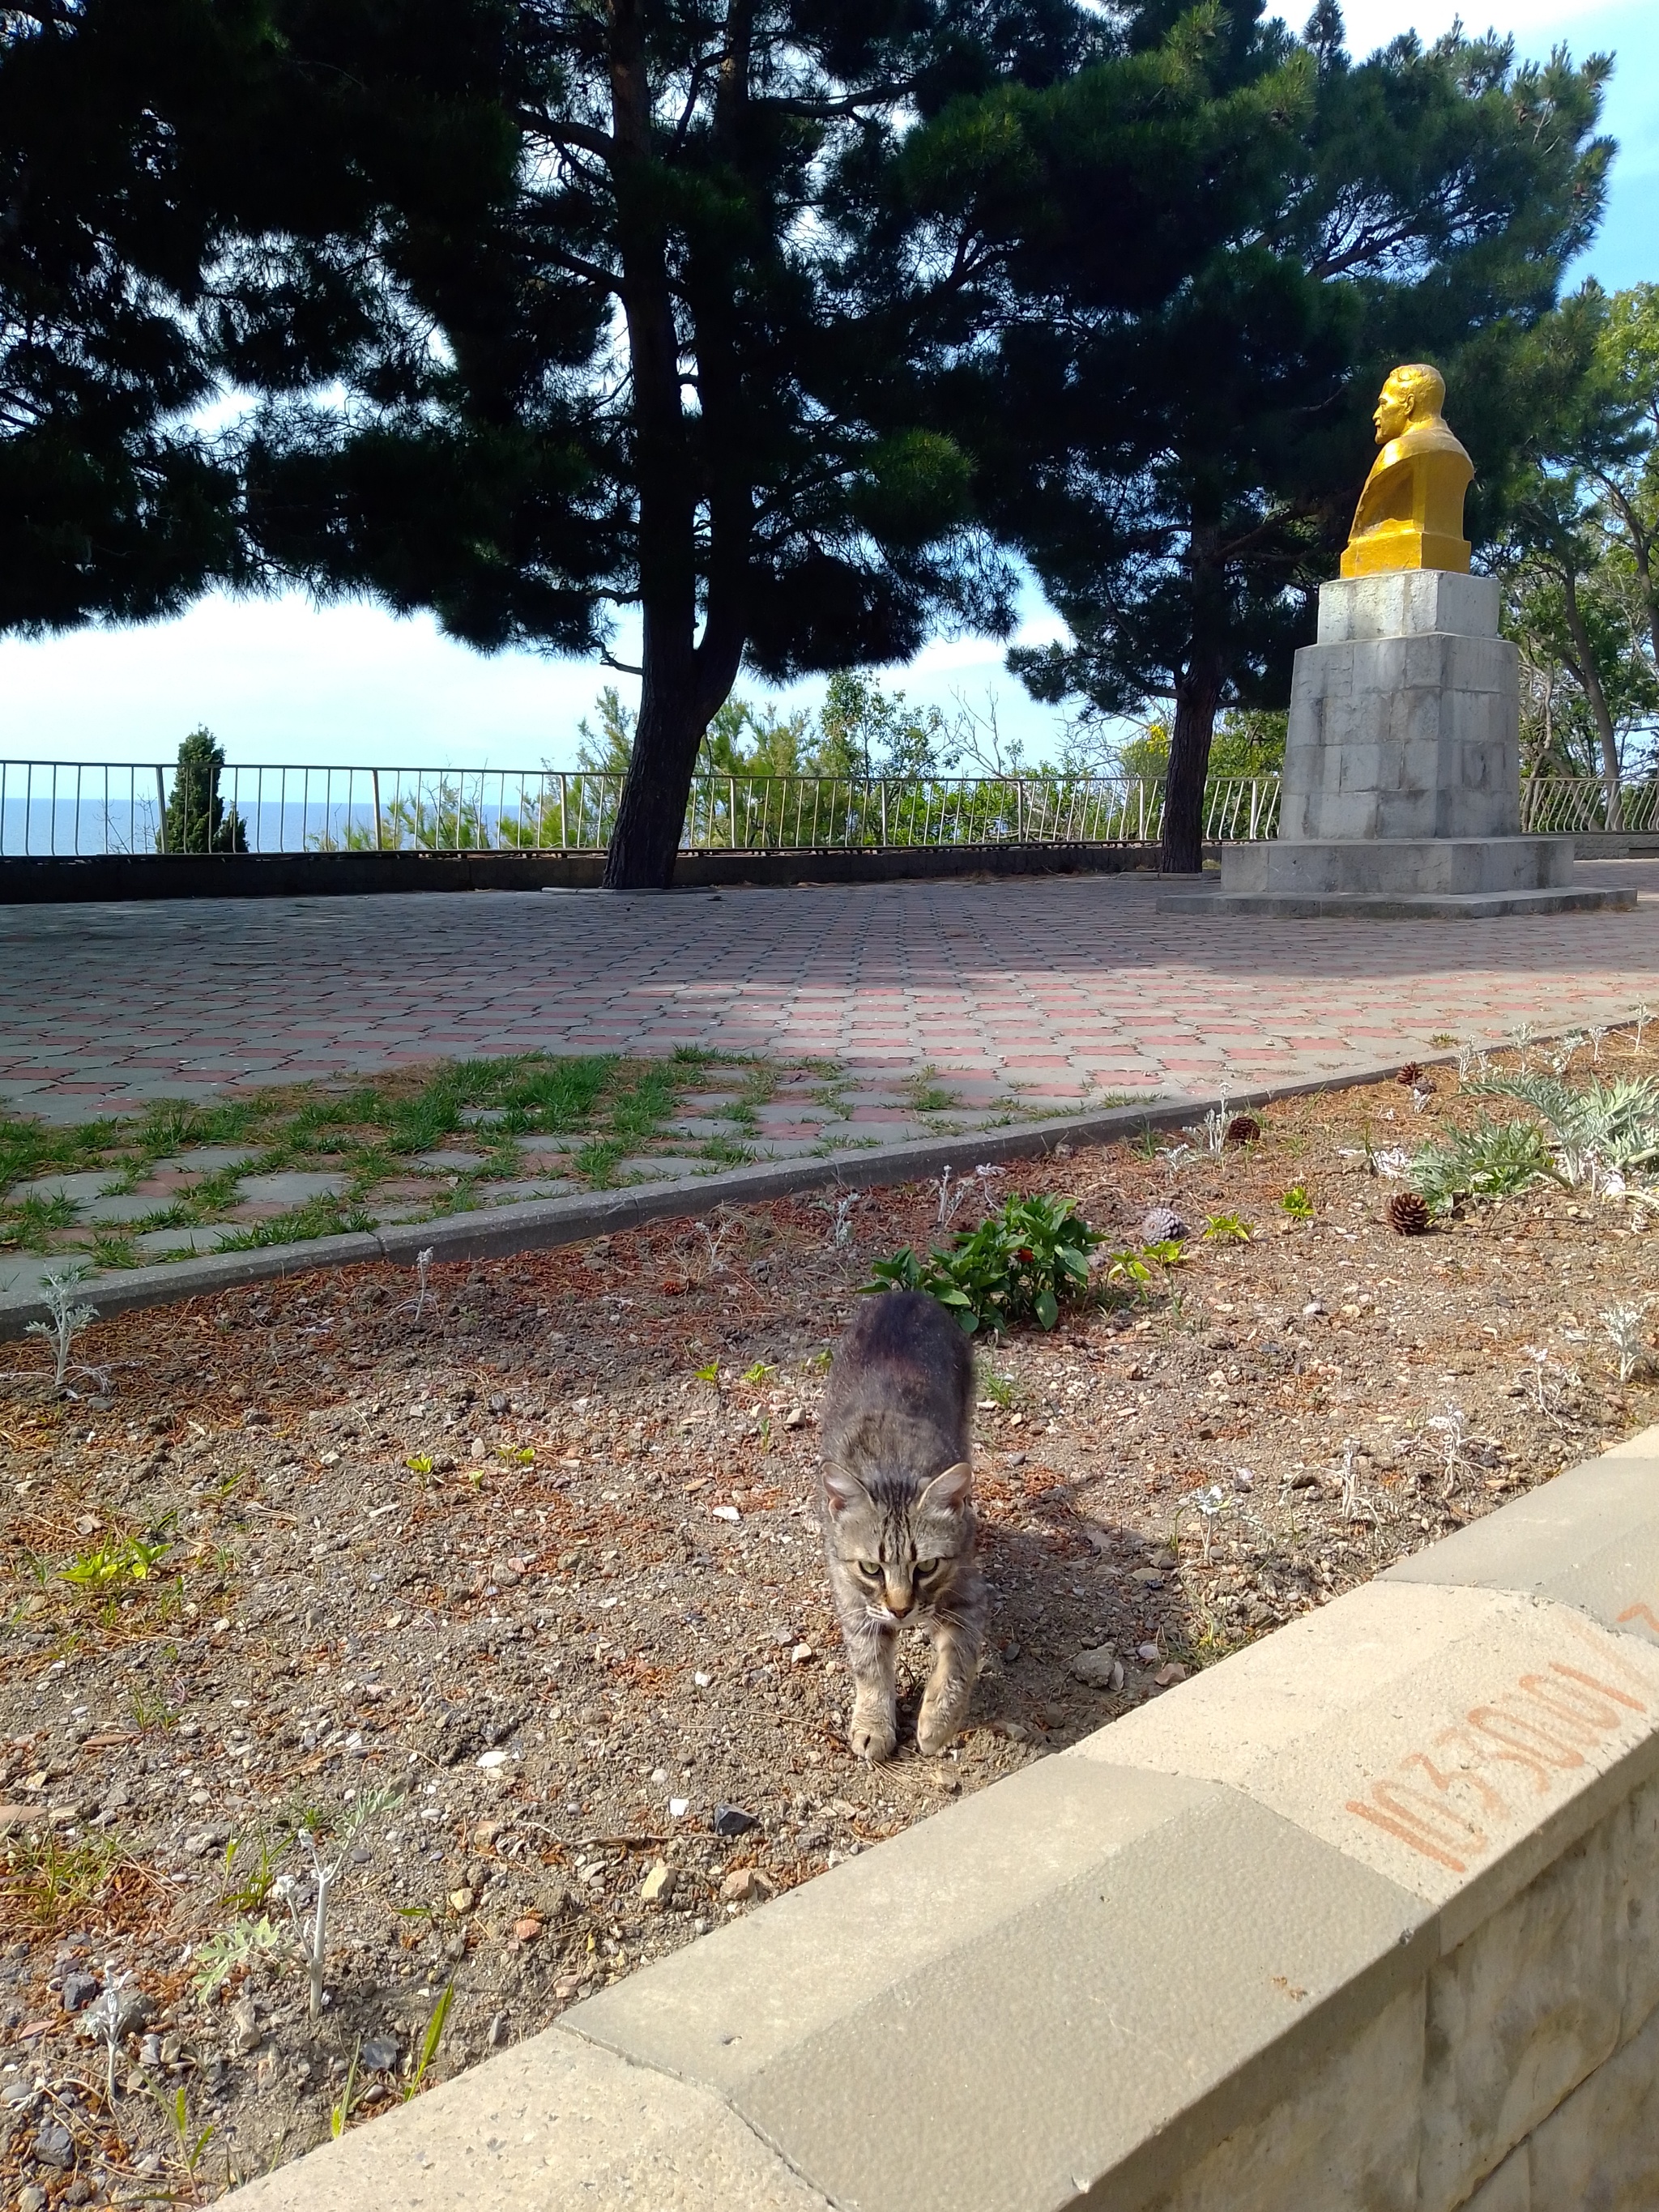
[1518, 778, 1659, 834]
[0, 762, 1286, 859]
[8, 761, 1656, 859]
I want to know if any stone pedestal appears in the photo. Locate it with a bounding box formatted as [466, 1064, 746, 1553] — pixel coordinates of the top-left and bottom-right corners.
[1161, 572, 1631, 918]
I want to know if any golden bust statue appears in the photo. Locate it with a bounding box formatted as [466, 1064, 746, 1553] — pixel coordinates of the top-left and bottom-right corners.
[1340, 362, 1473, 578]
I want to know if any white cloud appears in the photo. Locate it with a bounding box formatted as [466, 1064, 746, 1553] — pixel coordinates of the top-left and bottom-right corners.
[0, 591, 608, 769]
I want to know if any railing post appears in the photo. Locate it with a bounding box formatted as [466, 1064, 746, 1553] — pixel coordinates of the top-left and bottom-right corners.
[155, 765, 168, 854]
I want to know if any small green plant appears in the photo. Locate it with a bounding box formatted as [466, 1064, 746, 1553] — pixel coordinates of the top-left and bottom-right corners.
[222, 1830, 278, 1914]
[1408, 1116, 1556, 1214]
[1601, 1302, 1651, 1383]
[151, 2081, 215, 2193]
[62, 1525, 173, 1593]
[693, 1361, 719, 1383]
[743, 1361, 774, 1383]
[1098, 1248, 1154, 1296]
[191, 1915, 284, 1997]
[6, 1831, 117, 1929]
[128, 1686, 180, 1732]
[1201, 1213, 1253, 1243]
[977, 1366, 1017, 1408]
[405, 1453, 435, 1476]
[1469, 1069, 1659, 1174]
[25, 1265, 98, 1388]
[864, 1192, 1103, 1334]
[1280, 1184, 1315, 1220]
[906, 1073, 961, 1115]
[331, 2042, 362, 2138]
[403, 1982, 454, 2101]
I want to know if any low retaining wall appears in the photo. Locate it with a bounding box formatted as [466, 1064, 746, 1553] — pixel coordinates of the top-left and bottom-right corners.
[228, 1425, 1659, 2211]
[0, 842, 1178, 903]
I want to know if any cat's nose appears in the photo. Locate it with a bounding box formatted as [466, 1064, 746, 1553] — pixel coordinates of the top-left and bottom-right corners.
[885, 1586, 914, 1617]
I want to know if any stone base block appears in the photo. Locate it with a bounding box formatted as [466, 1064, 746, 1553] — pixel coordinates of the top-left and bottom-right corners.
[1222, 835, 1576, 898]
[1158, 885, 1634, 920]
[1282, 573, 1521, 842]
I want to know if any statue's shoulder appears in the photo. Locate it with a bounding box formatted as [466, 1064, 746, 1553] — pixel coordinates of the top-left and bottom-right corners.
[1392, 416, 1473, 470]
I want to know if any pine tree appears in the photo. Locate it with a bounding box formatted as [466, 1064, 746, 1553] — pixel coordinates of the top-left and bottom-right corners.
[997, 6, 1613, 871]
[238, 0, 1265, 888]
[160, 727, 247, 854]
[1, 2, 512, 635]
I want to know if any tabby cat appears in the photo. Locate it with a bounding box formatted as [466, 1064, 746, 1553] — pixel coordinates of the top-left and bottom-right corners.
[817, 1290, 985, 1761]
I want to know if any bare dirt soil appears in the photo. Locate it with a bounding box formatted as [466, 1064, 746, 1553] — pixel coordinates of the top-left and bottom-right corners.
[3, 1039, 1657, 2205]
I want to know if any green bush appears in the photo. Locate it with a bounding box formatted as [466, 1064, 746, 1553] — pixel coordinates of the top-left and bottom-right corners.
[864, 1192, 1102, 1334]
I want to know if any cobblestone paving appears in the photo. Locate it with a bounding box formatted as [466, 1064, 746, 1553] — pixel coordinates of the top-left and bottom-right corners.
[4, 866, 1659, 1128]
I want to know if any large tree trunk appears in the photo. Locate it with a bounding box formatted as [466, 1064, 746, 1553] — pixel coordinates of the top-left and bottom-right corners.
[1159, 521, 1226, 873]
[1559, 568, 1624, 832]
[600, 0, 750, 890]
[1158, 657, 1225, 872]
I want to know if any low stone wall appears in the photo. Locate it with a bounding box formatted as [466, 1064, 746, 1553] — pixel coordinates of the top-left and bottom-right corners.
[228, 1427, 1659, 2212]
[0, 842, 1177, 903]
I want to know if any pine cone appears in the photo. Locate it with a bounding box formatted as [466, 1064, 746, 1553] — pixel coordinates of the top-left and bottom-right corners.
[1225, 1113, 1261, 1145]
[1141, 1204, 1188, 1244]
[1388, 1190, 1431, 1236]
[1397, 1062, 1423, 1087]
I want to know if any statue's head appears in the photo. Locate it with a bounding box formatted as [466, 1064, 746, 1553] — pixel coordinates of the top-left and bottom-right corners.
[1373, 362, 1445, 445]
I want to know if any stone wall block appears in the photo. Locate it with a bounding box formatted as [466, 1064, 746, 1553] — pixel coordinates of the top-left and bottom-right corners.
[1614, 1771, 1659, 2037]
[1462, 2146, 1532, 2211]
[1523, 1992, 1659, 2210]
[1418, 1813, 1626, 2210]
[1144, 1982, 1426, 2212]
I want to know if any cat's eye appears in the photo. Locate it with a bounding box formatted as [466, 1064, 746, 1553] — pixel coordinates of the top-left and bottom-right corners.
[916, 1558, 940, 1576]
[858, 1560, 881, 1578]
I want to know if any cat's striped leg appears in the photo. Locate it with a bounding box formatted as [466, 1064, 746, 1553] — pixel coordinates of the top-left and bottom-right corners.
[843, 1619, 898, 1763]
[916, 1610, 982, 1754]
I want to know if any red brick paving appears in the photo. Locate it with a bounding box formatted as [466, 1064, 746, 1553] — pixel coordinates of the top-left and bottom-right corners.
[3, 865, 1659, 1126]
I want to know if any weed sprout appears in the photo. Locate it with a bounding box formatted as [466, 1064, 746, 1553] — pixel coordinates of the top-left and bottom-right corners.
[1427, 1409, 1469, 1498]
[1633, 1003, 1653, 1055]
[697, 1218, 733, 1276]
[84, 1963, 134, 2106]
[26, 1267, 99, 1391]
[1200, 1077, 1233, 1157]
[1520, 1344, 1551, 1414]
[1338, 1437, 1375, 1523]
[276, 1788, 400, 2018]
[934, 1165, 972, 1227]
[412, 1247, 435, 1319]
[1183, 1482, 1228, 1562]
[1601, 1302, 1650, 1383]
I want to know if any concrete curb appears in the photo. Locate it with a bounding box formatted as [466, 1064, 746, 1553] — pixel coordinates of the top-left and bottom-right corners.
[224, 1426, 1659, 2211]
[0, 1051, 1463, 1340]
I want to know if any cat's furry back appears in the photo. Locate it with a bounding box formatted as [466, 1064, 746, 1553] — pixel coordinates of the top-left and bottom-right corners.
[820, 1286, 975, 1490]
[817, 1292, 984, 1762]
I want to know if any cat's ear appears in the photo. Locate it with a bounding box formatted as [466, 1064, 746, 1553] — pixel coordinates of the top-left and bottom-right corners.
[921, 1461, 973, 1514]
[822, 1465, 869, 1518]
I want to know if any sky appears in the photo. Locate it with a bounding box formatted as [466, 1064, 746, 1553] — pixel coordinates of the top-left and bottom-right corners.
[2, 0, 1654, 775]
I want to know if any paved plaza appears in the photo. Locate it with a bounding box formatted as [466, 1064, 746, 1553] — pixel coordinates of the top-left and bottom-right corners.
[6, 864, 1659, 1127]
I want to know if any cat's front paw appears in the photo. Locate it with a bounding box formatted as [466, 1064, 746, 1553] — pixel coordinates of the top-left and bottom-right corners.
[915, 1681, 971, 1755]
[848, 1694, 897, 1763]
